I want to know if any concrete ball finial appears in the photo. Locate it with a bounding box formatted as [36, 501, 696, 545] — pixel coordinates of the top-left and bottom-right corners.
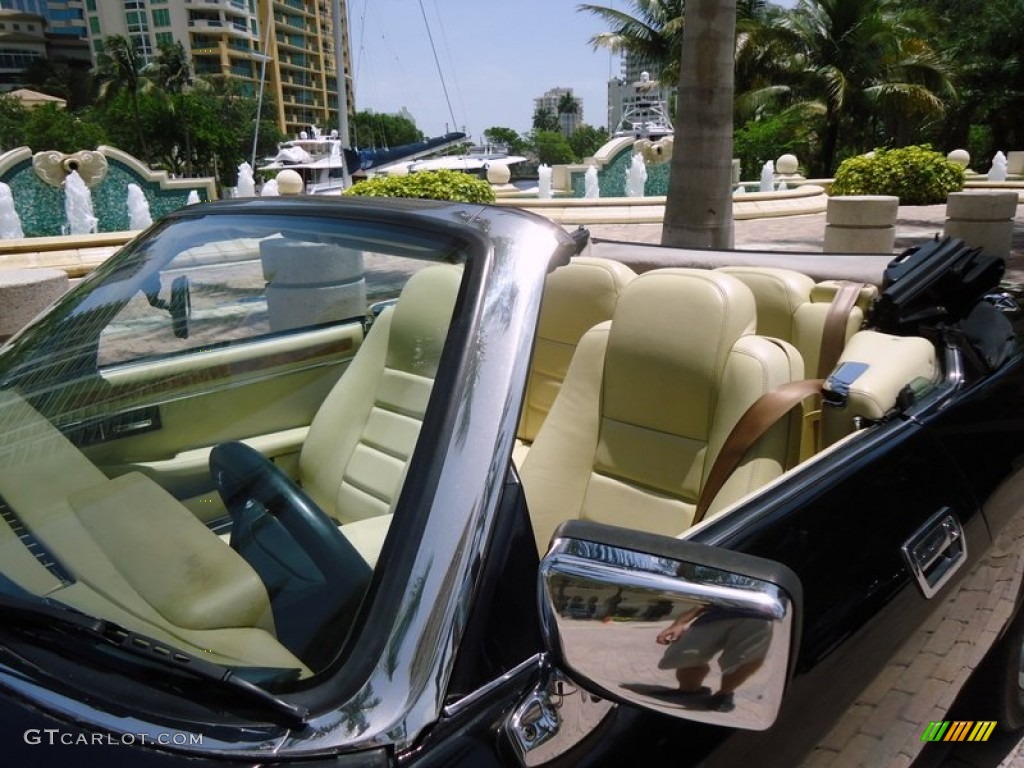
[276, 169, 304, 195]
[776, 154, 799, 175]
[947, 149, 970, 168]
[486, 162, 511, 185]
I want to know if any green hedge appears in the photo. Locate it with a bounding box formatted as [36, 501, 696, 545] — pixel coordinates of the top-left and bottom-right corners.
[830, 145, 965, 205]
[344, 169, 495, 203]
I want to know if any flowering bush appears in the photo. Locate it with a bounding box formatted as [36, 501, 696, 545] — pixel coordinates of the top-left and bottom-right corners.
[344, 169, 495, 203]
[830, 145, 965, 205]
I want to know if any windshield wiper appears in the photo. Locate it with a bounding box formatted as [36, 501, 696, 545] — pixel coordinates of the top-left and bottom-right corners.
[0, 589, 309, 727]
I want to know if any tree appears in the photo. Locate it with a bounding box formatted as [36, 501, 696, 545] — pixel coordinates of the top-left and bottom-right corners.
[482, 126, 529, 156]
[533, 130, 575, 165]
[0, 94, 28, 149]
[779, 0, 954, 174]
[532, 106, 559, 132]
[94, 35, 151, 163]
[662, 0, 737, 248]
[144, 41, 200, 175]
[568, 124, 610, 162]
[23, 57, 94, 111]
[21, 103, 107, 153]
[350, 111, 423, 148]
[579, 0, 686, 85]
[556, 91, 580, 136]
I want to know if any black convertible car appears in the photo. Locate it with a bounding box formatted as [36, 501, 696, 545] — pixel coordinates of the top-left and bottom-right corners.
[0, 197, 1022, 767]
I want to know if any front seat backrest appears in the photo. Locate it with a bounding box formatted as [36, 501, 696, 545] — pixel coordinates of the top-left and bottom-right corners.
[517, 257, 635, 453]
[298, 263, 462, 525]
[521, 269, 803, 553]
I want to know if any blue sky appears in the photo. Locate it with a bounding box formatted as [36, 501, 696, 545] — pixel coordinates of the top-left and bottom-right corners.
[350, 0, 619, 140]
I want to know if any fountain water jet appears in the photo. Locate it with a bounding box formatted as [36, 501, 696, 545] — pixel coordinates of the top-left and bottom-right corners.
[759, 160, 775, 193]
[64, 170, 98, 235]
[261, 179, 280, 197]
[625, 154, 647, 197]
[988, 151, 1008, 182]
[537, 164, 552, 199]
[126, 183, 153, 230]
[236, 162, 256, 197]
[187, 190, 200, 205]
[0, 182, 24, 239]
[584, 166, 599, 199]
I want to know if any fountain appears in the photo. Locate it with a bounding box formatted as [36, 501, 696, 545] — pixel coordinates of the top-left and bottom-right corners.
[988, 151, 1008, 182]
[584, 165, 600, 199]
[759, 160, 775, 193]
[537, 164, 552, 199]
[625, 153, 647, 197]
[187, 190, 201, 205]
[126, 183, 153, 230]
[236, 162, 257, 197]
[261, 179, 280, 197]
[64, 170, 98, 235]
[0, 182, 24, 239]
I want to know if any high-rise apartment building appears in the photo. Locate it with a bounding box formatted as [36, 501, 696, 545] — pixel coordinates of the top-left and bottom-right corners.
[533, 86, 583, 136]
[77, 0, 352, 137]
[0, 1, 86, 37]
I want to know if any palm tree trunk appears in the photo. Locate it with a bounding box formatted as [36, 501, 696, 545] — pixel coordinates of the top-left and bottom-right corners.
[662, 0, 737, 249]
[820, 114, 840, 177]
[131, 89, 150, 164]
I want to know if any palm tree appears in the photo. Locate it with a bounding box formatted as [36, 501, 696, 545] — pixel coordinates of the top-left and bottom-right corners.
[556, 92, 579, 136]
[578, 0, 685, 85]
[94, 35, 150, 163]
[661, 0, 738, 248]
[532, 106, 559, 132]
[779, 0, 954, 173]
[144, 41, 200, 176]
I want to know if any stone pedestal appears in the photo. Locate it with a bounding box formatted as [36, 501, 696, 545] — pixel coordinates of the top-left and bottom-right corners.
[823, 195, 899, 253]
[0, 268, 70, 341]
[1007, 151, 1024, 176]
[944, 191, 1019, 259]
[260, 240, 366, 332]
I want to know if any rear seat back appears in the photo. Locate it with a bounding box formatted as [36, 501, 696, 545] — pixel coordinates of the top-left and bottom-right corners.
[717, 267, 877, 377]
[516, 257, 635, 458]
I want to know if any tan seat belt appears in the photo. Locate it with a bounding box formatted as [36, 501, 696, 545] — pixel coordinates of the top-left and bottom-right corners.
[693, 378, 825, 525]
[818, 282, 865, 378]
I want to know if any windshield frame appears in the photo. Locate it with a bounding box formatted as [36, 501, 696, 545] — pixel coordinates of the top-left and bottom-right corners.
[0, 198, 575, 758]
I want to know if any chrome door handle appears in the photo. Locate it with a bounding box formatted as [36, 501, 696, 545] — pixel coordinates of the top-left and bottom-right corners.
[901, 507, 967, 599]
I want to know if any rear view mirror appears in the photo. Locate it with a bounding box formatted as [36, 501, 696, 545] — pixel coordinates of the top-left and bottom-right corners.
[170, 275, 191, 339]
[539, 521, 801, 731]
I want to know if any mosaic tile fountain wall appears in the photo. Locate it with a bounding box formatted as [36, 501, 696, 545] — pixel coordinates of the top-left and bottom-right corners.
[0, 152, 212, 238]
[569, 144, 671, 198]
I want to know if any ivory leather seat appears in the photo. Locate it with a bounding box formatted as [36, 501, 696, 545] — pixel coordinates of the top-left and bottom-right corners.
[295, 263, 463, 563]
[515, 257, 635, 463]
[716, 267, 877, 378]
[521, 269, 803, 553]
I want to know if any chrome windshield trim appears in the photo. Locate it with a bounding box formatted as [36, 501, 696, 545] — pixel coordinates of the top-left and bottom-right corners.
[441, 653, 545, 719]
[275, 205, 570, 755]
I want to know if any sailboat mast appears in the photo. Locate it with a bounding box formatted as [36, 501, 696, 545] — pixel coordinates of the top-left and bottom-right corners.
[332, 0, 353, 188]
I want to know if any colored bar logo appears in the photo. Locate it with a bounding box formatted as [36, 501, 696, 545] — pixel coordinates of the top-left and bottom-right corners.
[921, 721, 997, 742]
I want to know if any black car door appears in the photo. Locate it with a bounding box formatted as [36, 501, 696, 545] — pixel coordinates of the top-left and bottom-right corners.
[688, 394, 991, 766]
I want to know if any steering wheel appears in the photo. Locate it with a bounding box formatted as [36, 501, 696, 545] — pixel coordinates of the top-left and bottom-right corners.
[210, 441, 371, 668]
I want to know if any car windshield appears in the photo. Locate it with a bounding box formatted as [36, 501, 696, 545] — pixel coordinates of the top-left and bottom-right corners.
[0, 209, 470, 686]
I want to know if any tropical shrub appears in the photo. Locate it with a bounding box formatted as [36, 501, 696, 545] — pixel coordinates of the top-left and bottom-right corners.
[344, 169, 495, 203]
[830, 145, 965, 205]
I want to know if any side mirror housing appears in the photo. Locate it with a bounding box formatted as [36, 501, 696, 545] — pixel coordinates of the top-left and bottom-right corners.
[539, 521, 802, 731]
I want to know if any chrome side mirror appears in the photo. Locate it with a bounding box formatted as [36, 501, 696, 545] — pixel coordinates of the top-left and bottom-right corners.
[539, 521, 801, 731]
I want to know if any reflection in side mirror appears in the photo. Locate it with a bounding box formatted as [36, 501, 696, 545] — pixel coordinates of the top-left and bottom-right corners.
[170, 275, 191, 339]
[539, 523, 801, 731]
